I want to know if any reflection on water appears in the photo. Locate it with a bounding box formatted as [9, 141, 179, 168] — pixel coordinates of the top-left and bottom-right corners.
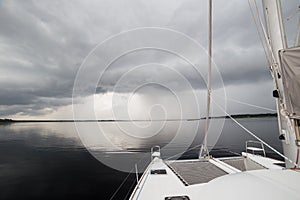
[0, 118, 282, 199]
[0, 122, 135, 200]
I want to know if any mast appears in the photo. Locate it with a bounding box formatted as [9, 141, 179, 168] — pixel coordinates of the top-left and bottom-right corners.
[200, 0, 212, 157]
[262, 0, 299, 168]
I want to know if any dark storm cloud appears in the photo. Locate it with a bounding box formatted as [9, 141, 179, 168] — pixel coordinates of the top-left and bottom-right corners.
[0, 0, 93, 116]
[0, 0, 298, 117]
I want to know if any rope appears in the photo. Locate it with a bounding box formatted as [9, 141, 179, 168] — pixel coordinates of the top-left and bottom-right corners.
[165, 92, 276, 161]
[213, 93, 277, 112]
[134, 167, 151, 200]
[212, 98, 299, 168]
[123, 175, 140, 200]
[109, 167, 135, 200]
[109, 153, 149, 200]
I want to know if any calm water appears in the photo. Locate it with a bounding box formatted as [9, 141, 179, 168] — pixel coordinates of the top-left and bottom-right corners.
[0, 118, 282, 200]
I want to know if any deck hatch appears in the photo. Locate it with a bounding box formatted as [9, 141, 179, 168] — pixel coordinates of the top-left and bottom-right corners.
[165, 195, 190, 200]
[150, 169, 167, 175]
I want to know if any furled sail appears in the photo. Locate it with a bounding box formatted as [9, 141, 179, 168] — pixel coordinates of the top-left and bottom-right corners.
[279, 46, 300, 118]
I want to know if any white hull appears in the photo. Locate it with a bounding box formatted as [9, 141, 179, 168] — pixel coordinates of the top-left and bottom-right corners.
[130, 153, 300, 200]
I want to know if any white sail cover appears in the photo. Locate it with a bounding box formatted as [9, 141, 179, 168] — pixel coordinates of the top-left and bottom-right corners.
[279, 46, 300, 117]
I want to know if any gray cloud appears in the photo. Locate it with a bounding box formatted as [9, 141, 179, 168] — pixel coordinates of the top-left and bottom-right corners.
[0, 0, 298, 118]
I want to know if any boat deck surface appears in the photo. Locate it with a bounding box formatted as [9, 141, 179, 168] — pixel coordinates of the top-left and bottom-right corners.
[129, 153, 292, 200]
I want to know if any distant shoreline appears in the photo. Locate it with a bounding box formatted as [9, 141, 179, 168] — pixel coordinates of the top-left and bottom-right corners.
[0, 113, 277, 123]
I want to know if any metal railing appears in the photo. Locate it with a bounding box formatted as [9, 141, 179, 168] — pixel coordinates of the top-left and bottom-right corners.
[246, 140, 266, 157]
[151, 146, 161, 160]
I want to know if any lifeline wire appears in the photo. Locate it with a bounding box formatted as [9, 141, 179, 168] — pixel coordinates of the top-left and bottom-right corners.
[213, 93, 277, 112]
[212, 97, 299, 168]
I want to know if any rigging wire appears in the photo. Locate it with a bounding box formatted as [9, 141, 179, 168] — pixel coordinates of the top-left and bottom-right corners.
[109, 153, 149, 200]
[123, 177, 140, 200]
[165, 109, 298, 167]
[212, 97, 299, 168]
[109, 166, 135, 200]
[213, 93, 277, 112]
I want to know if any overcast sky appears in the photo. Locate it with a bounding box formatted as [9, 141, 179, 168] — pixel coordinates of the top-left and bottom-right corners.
[0, 0, 299, 119]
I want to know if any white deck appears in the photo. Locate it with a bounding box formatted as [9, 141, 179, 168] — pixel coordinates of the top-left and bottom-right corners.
[129, 154, 300, 200]
[242, 152, 284, 169]
[130, 157, 187, 199]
